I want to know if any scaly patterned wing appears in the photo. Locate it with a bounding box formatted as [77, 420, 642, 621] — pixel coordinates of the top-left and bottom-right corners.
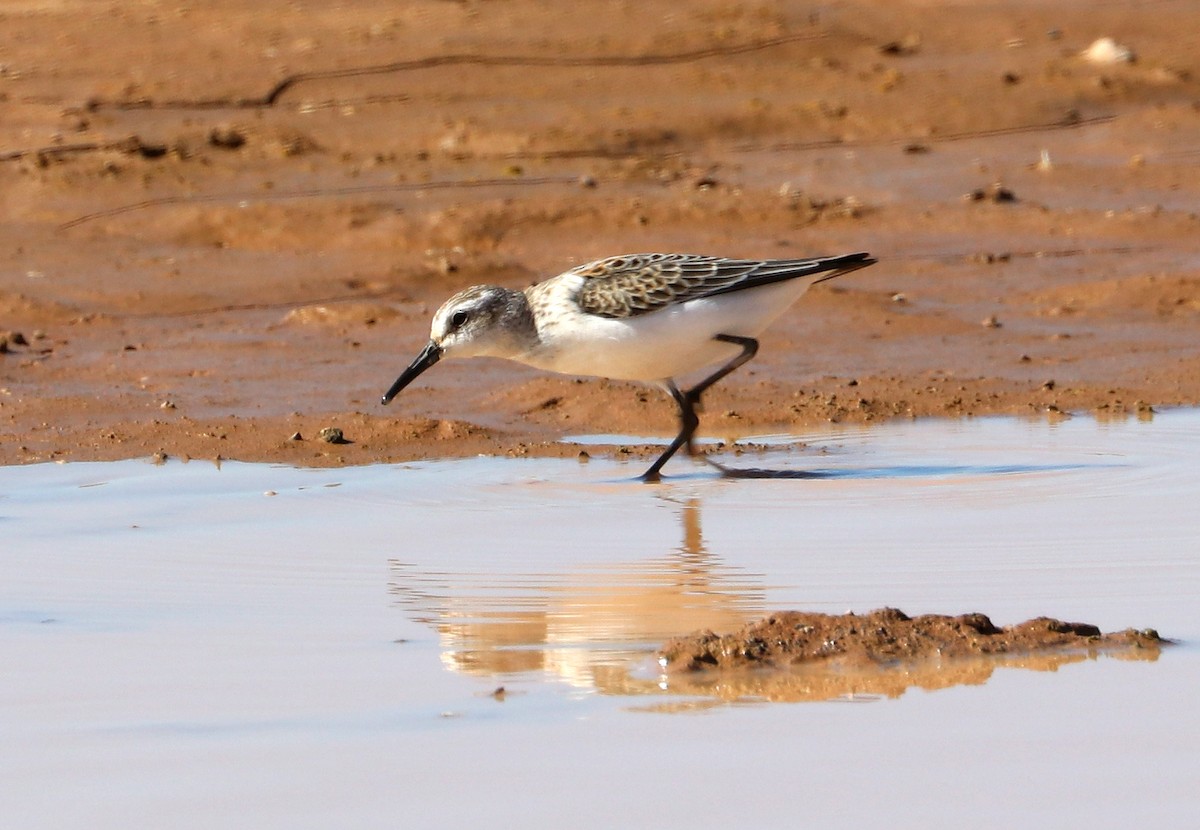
[574, 252, 873, 319]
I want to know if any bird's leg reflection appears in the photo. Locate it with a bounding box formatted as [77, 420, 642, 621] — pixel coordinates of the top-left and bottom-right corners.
[679, 496, 704, 560]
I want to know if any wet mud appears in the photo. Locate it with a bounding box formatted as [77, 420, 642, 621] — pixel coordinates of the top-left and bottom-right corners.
[3, 1, 1200, 466]
[656, 608, 1166, 703]
[662, 608, 1163, 669]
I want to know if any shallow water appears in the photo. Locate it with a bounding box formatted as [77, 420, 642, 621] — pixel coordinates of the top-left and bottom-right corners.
[3, 411, 1199, 828]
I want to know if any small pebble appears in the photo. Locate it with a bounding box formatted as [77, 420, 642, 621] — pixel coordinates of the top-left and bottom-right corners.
[878, 35, 920, 56]
[981, 315, 1002, 328]
[1081, 37, 1135, 65]
[317, 427, 348, 444]
[208, 125, 247, 149]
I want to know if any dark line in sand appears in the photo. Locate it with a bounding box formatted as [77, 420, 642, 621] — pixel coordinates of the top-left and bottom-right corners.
[82, 32, 827, 111]
[731, 113, 1118, 155]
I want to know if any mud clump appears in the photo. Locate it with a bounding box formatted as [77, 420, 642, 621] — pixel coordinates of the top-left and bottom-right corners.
[660, 608, 1165, 672]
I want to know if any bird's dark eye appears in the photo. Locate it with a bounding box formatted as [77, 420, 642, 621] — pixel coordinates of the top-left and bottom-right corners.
[449, 310, 469, 329]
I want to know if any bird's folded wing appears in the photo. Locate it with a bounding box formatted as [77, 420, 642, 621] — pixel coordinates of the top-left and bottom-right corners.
[574, 253, 871, 319]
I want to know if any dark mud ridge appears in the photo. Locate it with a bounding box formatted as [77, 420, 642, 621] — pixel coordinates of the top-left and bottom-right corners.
[660, 608, 1166, 673]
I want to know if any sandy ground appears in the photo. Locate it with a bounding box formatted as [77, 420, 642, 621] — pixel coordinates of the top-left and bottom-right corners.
[2, 0, 1199, 467]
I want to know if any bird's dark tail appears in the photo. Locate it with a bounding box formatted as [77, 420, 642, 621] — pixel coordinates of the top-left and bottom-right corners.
[704, 251, 876, 297]
[811, 252, 876, 284]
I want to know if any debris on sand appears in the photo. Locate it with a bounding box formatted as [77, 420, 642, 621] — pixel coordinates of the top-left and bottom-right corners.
[1081, 37, 1136, 65]
[208, 125, 248, 150]
[1, 330, 29, 353]
[965, 182, 1017, 203]
[317, 427, 349, 444]
[660, 608, 1165, 673]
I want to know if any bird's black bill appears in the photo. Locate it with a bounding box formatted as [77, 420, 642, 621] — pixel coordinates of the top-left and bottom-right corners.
[381, 341, 442, 405]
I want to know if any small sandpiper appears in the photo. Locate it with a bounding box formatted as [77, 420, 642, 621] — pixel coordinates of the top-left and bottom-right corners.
[382, 251, 875, 480]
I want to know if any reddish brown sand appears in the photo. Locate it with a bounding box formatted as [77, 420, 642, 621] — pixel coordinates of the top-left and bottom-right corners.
[2, 0, 1199, 466]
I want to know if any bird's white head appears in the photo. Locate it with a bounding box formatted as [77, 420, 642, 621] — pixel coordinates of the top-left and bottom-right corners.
[381, 284, 533, 405]
[429, 285, 529, 359]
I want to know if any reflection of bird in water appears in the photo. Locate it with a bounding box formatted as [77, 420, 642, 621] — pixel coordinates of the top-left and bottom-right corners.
[387, 495, 765, 685]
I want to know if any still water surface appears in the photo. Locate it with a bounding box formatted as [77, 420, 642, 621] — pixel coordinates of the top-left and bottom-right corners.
[2, 412, 1198, 828]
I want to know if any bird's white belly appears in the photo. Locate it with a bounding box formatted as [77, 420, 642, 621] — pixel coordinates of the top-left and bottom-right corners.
[524, 278, 814, 382]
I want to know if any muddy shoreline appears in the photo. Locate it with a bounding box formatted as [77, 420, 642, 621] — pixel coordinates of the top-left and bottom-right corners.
[654, 608, 1166, 704]
[3, 0, 1199, 467]
[661, 608, 1164, 671]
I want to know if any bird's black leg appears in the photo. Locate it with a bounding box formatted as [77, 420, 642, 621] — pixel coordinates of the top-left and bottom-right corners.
[640, 334, 759, 481]
[686, 335, 758, 474]
[685, 334, 758, 403]
[640, 380, 696, 482]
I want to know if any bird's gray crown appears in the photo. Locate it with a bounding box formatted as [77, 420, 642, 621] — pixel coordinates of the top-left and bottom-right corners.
[430, 284, 536, 358]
